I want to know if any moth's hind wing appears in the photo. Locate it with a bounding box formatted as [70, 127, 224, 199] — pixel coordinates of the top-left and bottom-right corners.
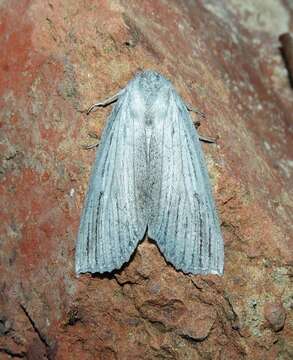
[75, 90, 147, 274]
[148, 89, 224, 275]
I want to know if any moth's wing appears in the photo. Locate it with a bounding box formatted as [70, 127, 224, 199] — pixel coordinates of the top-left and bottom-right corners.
[75, 90, 147, 274]
[148, 89, 224, 275]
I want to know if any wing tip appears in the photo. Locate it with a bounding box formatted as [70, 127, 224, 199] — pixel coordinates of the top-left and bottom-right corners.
[75, 263, 120, 275]
[152, 238, 224, 276]
[75, 258, 124, 275]
[180, 266, 224, 276]
[76, 257, 224, 276]
[75, 248, 136, 275]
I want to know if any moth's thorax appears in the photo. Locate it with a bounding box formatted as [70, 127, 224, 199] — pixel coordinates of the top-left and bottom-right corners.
[129, 71, 171, 128]
[135, 70, 169, 99]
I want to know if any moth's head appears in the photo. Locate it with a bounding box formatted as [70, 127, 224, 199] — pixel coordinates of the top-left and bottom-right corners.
[136, 69, 164, 82]
[133, 70, 169, 94]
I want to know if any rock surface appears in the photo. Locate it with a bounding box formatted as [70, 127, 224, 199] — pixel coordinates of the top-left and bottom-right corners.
[0, 0, 292, 359]
[264, 302, 287, 332]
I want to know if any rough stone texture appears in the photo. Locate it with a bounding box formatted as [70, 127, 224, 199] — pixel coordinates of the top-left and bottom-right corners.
[0, 0, 292, 359]
[264, 302, 287, 332]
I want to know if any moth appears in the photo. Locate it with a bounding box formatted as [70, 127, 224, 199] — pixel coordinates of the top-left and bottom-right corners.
[75, 70, 224, 275]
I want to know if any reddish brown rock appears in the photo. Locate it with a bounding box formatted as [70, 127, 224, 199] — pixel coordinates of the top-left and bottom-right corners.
[264, 302, 286, 332]
[0, 0, 292, 359]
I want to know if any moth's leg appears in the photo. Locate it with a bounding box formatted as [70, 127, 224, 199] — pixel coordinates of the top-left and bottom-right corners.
[82, 132, 100, 150]
[87, 89, 125, 114]
[198, 134, 218, 143]
[186, 104, 205, 118]
[82, 141, 99, 150]
[185, 103, 205, 128]
[87, 131, 99, 139]
[87, 93, 119, 114]
[81, 90, 124, 148]
[193, 119, 201, 129]
[186, 103, 217, 143]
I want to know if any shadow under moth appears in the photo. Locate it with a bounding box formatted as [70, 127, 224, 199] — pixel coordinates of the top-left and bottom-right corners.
[75, 70, 224, 275]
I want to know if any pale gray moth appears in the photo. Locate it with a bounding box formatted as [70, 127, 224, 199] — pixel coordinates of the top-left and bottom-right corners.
[75, 70, 224, 275]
